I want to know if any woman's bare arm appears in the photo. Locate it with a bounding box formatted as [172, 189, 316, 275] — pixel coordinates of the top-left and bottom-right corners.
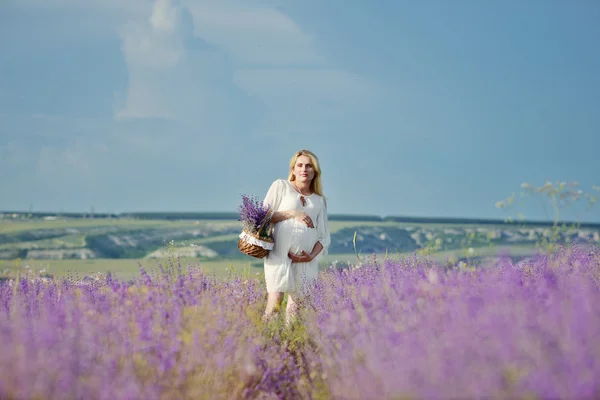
[309, 241, 324, 260]
[289, 241, 324, 263]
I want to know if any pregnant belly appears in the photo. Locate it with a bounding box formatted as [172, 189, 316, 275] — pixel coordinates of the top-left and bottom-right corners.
[275, 219, 318, 254]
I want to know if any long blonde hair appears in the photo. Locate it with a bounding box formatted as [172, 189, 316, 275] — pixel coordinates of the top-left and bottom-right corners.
[288, 149, 325, 197]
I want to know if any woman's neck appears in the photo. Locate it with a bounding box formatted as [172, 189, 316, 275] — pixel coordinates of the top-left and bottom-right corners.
[293, 180, 312, 195]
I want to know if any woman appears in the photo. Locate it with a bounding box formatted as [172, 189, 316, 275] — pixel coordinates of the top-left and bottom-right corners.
[262, 149, 331, 324]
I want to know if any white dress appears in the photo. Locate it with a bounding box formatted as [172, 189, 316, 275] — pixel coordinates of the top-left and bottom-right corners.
[262, 179, 331, 297]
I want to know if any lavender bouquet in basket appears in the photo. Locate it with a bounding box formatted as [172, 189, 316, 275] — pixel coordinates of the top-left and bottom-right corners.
[237, 194, 274, 258]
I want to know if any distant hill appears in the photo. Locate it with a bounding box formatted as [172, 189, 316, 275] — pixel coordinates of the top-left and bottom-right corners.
[2, 210, 600, 229]
[1, 213, 599, 261]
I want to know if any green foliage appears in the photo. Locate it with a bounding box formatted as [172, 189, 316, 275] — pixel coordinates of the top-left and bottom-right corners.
[353, 231, 362, 263]
[496, 181, 599, 253]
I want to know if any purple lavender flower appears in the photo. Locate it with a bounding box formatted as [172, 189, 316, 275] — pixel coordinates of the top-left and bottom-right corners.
[1, 245, 599, 398]
[237, 194, 271, 237]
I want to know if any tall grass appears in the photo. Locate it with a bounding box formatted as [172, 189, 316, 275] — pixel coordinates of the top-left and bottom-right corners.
[1, 245, 599, 399]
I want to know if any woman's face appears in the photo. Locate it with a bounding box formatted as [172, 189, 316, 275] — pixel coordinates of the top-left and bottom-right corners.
[293, 155, 316, 184]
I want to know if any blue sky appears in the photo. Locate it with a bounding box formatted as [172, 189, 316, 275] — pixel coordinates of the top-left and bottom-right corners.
[1, 0, 599, 222]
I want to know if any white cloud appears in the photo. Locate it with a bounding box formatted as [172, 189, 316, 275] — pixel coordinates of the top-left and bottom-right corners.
[185, 2, 323, 66]
[118, 0, 187, 69]
[114, 0, 378, 138]
[115, 0, 191, 120]
[150, 0, 180, 32]
[10, 0, 378, 151]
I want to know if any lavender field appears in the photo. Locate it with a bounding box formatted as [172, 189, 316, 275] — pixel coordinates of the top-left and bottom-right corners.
[1, 245, 599, 399]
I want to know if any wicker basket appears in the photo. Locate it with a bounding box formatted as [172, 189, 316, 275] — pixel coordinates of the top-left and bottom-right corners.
[238, 213, 274, 259]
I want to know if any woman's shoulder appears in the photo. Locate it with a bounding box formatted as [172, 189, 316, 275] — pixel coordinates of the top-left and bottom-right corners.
[268, 178, 287, 186]
[267, 179, 292, 194]
[271, 179, 290, 188]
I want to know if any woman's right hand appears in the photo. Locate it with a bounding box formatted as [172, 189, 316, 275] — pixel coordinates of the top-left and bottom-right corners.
[294, 211, 314, 228]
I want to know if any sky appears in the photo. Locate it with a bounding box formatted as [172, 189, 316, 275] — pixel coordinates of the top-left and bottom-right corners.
[1, 0, 599, 222]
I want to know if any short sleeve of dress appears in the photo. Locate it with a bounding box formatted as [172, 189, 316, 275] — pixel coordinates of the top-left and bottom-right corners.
[262, 179, 284, 212]
[316, 197, 331, 256]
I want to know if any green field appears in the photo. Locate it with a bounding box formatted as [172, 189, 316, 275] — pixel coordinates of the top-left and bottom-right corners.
[1, 244, 541, 282]
[0, 218, 171, 234]
[0, 218, 438, 235]
[1, 257, 265, 281]
[1, 216, 596, 281]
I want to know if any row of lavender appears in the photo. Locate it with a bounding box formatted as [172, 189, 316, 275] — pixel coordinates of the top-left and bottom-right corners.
[1, 246, 599, 399]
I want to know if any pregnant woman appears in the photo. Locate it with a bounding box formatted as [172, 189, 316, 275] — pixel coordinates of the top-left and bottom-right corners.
[262, 149, 330, 325]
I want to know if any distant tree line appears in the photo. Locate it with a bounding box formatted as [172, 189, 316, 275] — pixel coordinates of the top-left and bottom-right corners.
[120, 212, 240, 220]
[0, 212, 119, 219]
[2, 211, 600, 229]
[382, 216, 600, 229]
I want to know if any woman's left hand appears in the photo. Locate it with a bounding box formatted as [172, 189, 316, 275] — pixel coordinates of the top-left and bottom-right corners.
[288, 250, 313, 263]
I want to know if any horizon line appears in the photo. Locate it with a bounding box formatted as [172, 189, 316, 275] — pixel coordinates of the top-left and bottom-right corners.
[2, 209, 600, 228]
